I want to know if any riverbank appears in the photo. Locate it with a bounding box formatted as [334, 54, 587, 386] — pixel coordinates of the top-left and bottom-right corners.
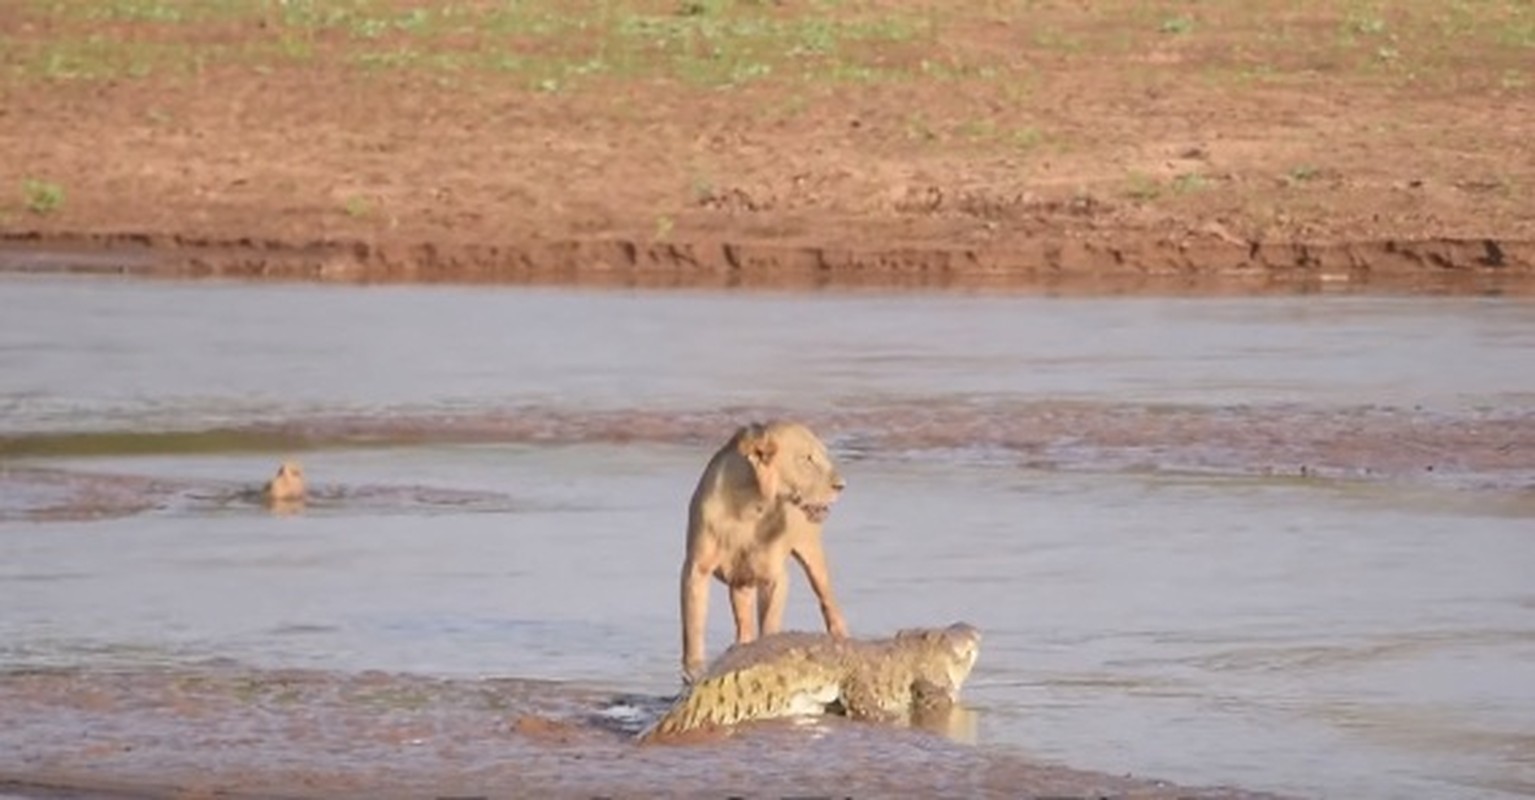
[2, 1, 1532, 291]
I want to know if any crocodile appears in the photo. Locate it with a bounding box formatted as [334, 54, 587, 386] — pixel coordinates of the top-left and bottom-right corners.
[637, 622, 981, 742]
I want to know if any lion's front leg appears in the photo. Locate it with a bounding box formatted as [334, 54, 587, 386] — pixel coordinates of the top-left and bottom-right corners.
[792, 538, 848, 638]
[729, 582, 759, 645]
[680, 554, 716, 685]
[757, 575, 788, 636]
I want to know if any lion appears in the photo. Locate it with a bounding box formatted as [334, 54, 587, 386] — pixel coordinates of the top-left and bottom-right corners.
[262, 460, 306, 507]
[679, 421, 850, 684]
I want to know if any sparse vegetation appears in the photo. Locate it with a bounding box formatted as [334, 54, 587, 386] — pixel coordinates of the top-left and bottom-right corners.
[1125, 172, 1162, 202]
[652, 214, 674, 241]
[2, 0, 1529, 96]
[688, 174, 716, 205]
[1172, 172, 1209, 194]
[342, 195, 373, 219]
[1289, 165, 1324, 183]
[1160, 16, 1195, 35]
[904, 113, 938, 144]
[4, 0, 949, 90]
[22, 178, 65, 215]
[1007, 126, 1046, 153]
[949, 119, 1051, 155]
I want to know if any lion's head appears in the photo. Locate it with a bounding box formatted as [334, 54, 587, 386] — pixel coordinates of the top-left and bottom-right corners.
[263, 460, 306, 503]
[735, 421, 846, 523]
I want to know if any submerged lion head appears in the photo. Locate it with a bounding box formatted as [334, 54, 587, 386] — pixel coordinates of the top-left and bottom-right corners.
[262, 460, 306, 505]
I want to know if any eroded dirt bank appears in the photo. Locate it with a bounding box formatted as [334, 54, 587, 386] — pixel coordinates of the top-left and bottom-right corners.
[2, 2, 1533, 291]
[1, 229, 1531, 294]
[0, 666, 1288, 800]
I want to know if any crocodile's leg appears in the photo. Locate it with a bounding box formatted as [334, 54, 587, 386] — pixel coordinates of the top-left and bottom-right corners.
[909, 677, 959, 728]
[838, 674, 907, 723]
[908, 675, 970, 740]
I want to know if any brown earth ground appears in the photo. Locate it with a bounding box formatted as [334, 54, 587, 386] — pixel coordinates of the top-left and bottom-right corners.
[1, 0, 1533, 292]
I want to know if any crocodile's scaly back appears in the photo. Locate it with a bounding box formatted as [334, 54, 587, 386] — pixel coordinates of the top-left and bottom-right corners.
[638, 633, 854, 741]
[638, 623, 981, 743]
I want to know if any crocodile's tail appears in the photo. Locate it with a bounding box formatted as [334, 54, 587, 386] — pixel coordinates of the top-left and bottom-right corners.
[635, 702, 707, 743]
[636, 674, 771, 743]
[636, 669, 840, 743]
[636, 689, 738, 743]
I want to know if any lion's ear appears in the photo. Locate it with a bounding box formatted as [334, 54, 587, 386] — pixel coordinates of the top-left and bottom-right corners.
[736, 425, 780, 498]
[736, 424, 778, 467]
[754, 433, 779, 467]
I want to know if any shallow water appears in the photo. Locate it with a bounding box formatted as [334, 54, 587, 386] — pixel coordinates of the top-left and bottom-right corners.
[3, 275, 1533, 433]
[2, 275, 1534, 799]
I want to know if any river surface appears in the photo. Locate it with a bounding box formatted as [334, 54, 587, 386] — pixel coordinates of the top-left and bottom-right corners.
[1, 274, 1533, 799]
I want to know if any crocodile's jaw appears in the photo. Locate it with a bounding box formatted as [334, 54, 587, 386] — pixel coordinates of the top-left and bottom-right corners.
[944, 624, 983, 690]
[947, 642, 981, 689]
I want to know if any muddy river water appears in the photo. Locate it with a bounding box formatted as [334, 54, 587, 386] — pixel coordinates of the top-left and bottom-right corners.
[1, 275, 1533, 799]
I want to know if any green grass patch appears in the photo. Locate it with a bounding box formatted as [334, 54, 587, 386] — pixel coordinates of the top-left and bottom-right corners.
[342, 195, 374, 219]
[8, 0, 951, 89]
[21, 178, 65, 215]
[1124, 171, 1162, 202]
[1160, 16, 1195, 35]
[949, 118, 1051, 155]
[1289, 165, 1324, 183]
[5, 0, 1529, 96]
[1171, 171, 1209, 194]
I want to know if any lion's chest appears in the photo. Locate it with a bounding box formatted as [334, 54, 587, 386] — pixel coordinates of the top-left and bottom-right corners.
[709, 501, 793, 586]
[715, 544, 785, 586]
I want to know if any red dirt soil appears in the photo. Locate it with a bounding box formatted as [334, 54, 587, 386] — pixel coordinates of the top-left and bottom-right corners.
[1, 1, 1533, 292]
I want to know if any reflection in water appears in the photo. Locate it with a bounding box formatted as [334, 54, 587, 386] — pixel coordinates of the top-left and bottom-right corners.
[264, 496, 304, 517]
[916, 703, 982, 746]
[1, 276, 1534, 799]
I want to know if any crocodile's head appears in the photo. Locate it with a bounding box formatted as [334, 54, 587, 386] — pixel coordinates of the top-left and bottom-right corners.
[894, 622, 982, 692]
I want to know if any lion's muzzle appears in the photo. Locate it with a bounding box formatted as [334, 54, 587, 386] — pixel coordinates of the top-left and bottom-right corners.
[801, 503, 832, 523]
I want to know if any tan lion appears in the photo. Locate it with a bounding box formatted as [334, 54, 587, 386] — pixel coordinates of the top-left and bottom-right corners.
[680, 421, 850, 684]
[262, 460, 306, 507]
